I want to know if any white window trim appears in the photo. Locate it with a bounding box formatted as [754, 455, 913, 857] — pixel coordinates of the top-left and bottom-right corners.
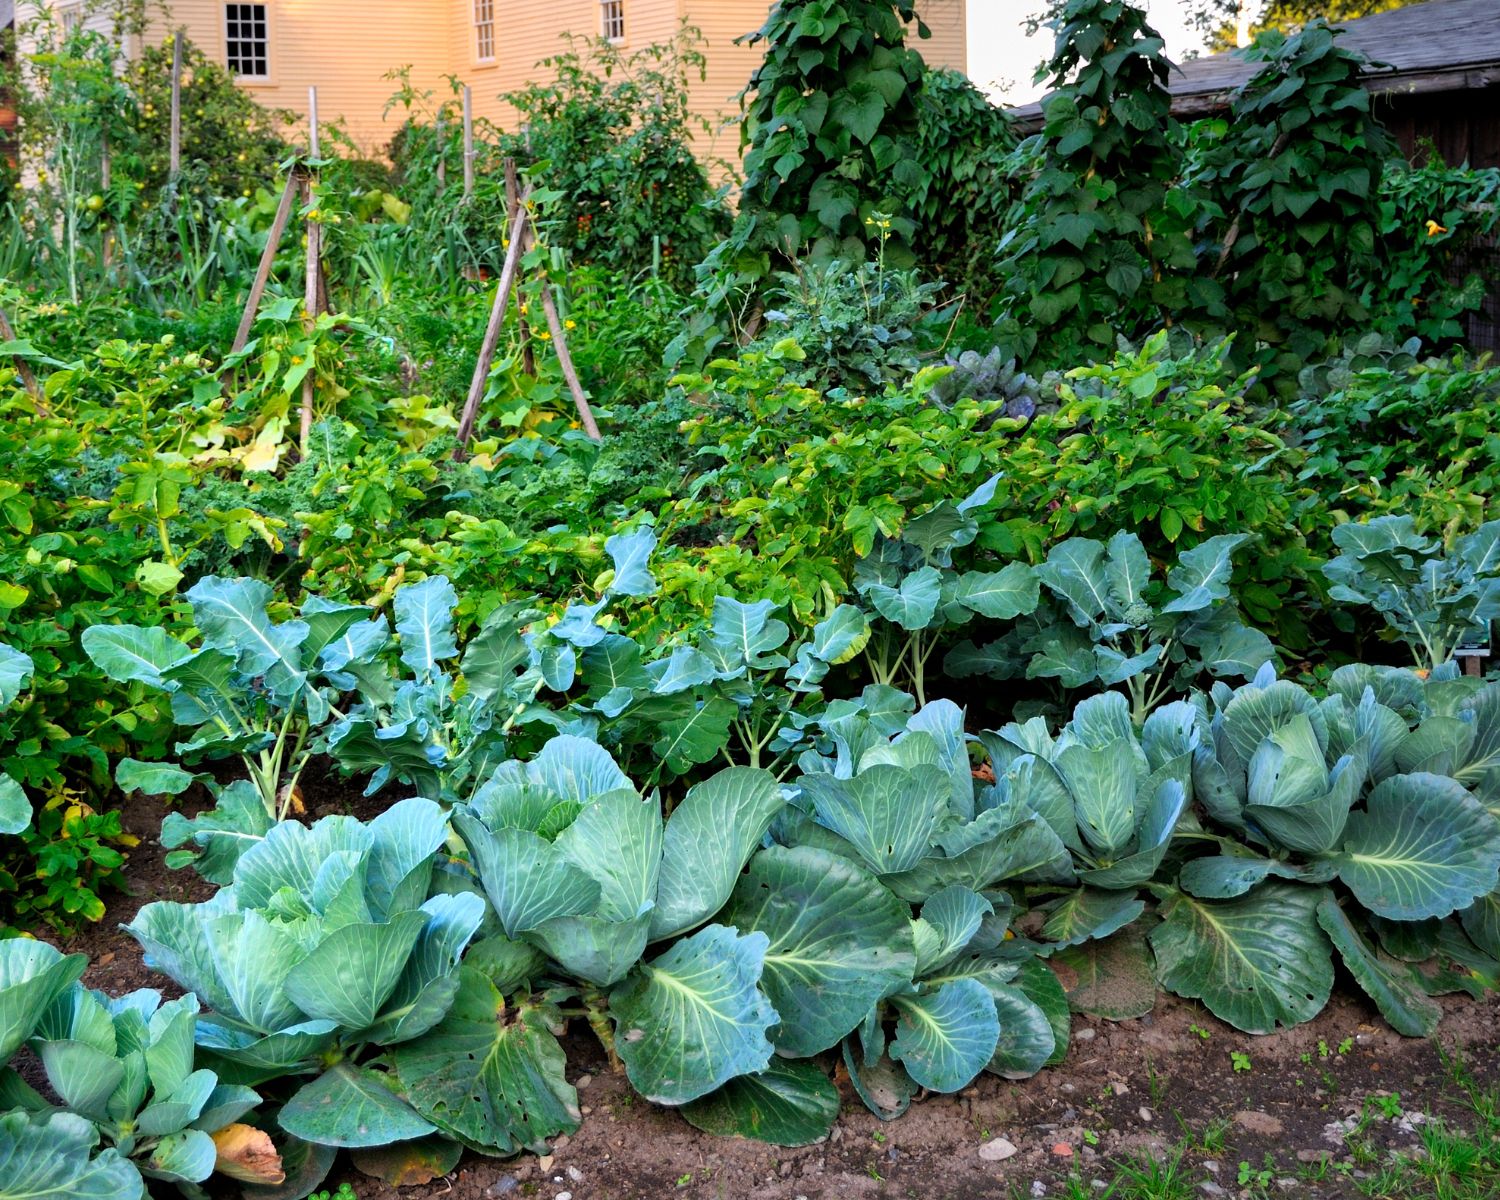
[223, 2, 273, 84]
[600, 0, 625, 46]
[473, 0, 496, 65]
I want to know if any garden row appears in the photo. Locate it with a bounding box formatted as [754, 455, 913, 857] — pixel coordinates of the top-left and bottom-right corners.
[2, 492, 1499, 1194]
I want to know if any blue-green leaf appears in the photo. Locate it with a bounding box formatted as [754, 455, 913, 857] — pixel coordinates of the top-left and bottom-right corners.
[890, 978, 1000, 1093]
[611, 925, 776, 1105]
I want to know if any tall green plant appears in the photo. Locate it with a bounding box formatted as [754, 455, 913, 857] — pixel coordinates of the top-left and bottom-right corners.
[737, 0, 930, 263]
[994, 0, 1192, 365]
[1194, 21, 1394, 389]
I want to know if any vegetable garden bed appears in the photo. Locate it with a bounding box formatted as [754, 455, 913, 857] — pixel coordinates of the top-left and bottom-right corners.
[54, 788, 1500, 1200]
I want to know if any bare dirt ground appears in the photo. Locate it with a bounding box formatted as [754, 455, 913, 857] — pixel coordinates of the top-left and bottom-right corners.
[57, 789, 1500, 1200]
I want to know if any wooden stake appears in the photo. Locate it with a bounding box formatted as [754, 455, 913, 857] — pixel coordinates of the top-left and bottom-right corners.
[300, 153, 321, 455]
[299, 87, 322, 451]
[0, 307, 42, 404]
[168, 32, 183, 179]
[455, 189, 532, 457]
[231, 168, 301, 355]
[100, 128, 113, 270]
[462, 86, 474, 201]
[504, 159, 536, 377]
[504, 171, 601, 442]
[435, 109, 446, 188]
[538, 284, 601, 441]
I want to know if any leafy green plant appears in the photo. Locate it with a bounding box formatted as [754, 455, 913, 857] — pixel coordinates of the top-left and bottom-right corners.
[497, 31, 730, 290]
[736, 0, 929, 263]
[950, 530, 1275, 722]
[125, 798, 497, 1195]
[1289, 338, 1500, 542]
[1322, 517, 1500, 671]
[0, 644, 35, 836]
[12, 987, 272, 1193]
[1160, 665, 1500, 1034]
[994, 0, 1190, 365]
[82, 574, 368, 830]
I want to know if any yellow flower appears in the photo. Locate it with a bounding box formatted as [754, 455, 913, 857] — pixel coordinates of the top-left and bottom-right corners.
[564, 319, 576, 330]
[537, 330, 552, 341]
[1426, 219, 1448, 237]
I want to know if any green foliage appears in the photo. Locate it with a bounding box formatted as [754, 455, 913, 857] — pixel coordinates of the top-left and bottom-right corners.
[900, 69, 1018, 309]
[1289, 339, 1500, 540]
[1365, 160, 1500, 347]
[995, 0, 1190, 364]
[22, 987, 265, 1193]
[755, 243, 946, 391]
[496, 32, 730, 290]
[1193, 22, 1394, 389]
[737, 0, 929, 262]
[1322, 517, 1500, 670]
[950, 530, 1274, 721]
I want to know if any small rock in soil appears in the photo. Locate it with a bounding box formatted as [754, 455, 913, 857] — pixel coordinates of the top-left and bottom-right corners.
[566, 1166, 584, 1182]
[1234, 1110, 1285, 1136]
[538, 1155, 555, 1172]
[1052, 1143, 1074, 1158]
[1297, 1150, 1331, 1164]
[1138, 1107, 1153, 1122]
[1031, 1182, 1047, 1198]
[555, 1193, 572, 1200]
[1198, 1183, 1226, 1197]
[554, 1135, 571, 1151]
[979, 1137, 1018, 1162]
[1202, 1160, 1220, 1174]
[575, 1074, 592, 1089]
[485, 1179, 518, 1197]
[1075, 1028, 1096, 1041]
[1110, 1081, 1129, 1096]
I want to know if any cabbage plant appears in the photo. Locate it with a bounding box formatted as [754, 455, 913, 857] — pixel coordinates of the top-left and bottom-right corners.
[1159, 666, 1500, 1035]
[122, 797, 544, 1195]
[449, 737, 786, 1110]
[758, 700, 1069, 1123]
[15, 987, 272, 1194]
[81, 576, 372, 880]
[0, 641, 35, 836]
[949, 530, 1274, 721]
[1323, 516, 1500, 672]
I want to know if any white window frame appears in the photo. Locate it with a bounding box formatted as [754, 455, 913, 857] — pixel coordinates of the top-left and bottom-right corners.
[223, 3, 271, 81]
[59, 4, 86, 35]
[473, 0, 496, 64]
[600, 0, 625, 45]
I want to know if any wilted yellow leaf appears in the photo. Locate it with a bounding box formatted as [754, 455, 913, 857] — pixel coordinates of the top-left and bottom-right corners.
[211, 1123, 285, 1184]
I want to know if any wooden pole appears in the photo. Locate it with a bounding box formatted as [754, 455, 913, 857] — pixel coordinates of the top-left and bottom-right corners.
[454, 189, 532, 457]
[168, 32, 183, 180]
[503, 159, 536, 377]
[300, 172, 320, 455]
[231, 168, 301, 355]
[0, 307, 42, 404]
[435, 110, 446, 188]
[462, 86, 474, 201]
[505, 172, 601, 442]
[100, 129, 113, 270]
[538, 284, 601, 442]
[300, 86, 321, 455]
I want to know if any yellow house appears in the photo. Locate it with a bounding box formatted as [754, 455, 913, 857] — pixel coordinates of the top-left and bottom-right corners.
[18, 0, 968, 161]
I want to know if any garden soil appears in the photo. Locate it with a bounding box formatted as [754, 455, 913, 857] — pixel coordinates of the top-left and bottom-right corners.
[60, 789, 1500, 1200]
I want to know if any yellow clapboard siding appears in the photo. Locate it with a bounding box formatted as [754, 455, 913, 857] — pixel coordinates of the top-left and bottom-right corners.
[17, 0, 968, 162]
